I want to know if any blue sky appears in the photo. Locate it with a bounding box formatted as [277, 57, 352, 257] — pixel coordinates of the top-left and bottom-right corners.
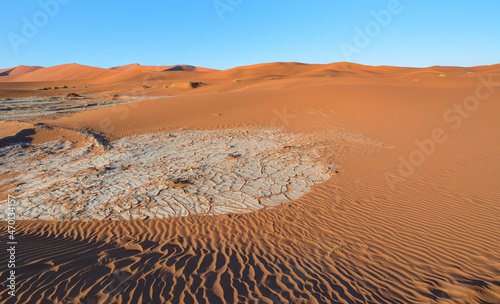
[0, 0, 498, 70]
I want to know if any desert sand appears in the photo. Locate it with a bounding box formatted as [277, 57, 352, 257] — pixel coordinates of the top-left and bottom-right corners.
[0, 62, 499, 303]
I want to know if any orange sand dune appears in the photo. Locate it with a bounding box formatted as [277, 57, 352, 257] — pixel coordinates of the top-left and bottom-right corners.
[1, 61, 499, 87]
[109, 63, 172, 71]
[0, 65, 43, 77]
[0, 63, 499, 303]
[2, 63, 120, 82]
[213, 62, 327, 80]
[110, 63, 217, 72]
[95, 65, 168, 84]
[163, 65, 217, 72]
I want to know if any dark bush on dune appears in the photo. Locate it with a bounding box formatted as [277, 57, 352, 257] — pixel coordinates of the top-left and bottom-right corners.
[66, 93, 81, 98]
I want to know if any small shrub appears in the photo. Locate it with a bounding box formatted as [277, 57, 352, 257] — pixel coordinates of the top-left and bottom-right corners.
[188, 81, 202, 88]
[233, 79, 240, 82]
[143, 85, 150, 89]
[83, 85, 87, 88]
[439, 73, 447, 77]
[163, 84, 168, 88]
[62, 85, 68, 88]
[171, 81, 201, 89]
[228, 153, 242, 159]
[53, 86, 59, 89]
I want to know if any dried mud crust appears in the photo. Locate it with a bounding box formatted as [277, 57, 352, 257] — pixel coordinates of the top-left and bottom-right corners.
[0, 128, 337, 220]
[0, 94, 168, 121]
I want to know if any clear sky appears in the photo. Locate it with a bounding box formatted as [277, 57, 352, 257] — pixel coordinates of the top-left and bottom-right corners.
[0, 0, 498, 70]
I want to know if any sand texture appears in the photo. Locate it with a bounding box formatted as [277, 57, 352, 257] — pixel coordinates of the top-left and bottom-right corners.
[0, 62, 499, 303]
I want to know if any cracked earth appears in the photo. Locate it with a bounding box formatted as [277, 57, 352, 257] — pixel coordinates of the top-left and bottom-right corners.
[0, 129, 334, 220]
[0, 94, 164, 121]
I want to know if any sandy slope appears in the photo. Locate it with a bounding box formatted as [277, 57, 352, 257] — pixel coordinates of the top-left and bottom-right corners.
[0, 63, 499, 303]
[110, 63, 217, 72]
[0, 65, 43, 77]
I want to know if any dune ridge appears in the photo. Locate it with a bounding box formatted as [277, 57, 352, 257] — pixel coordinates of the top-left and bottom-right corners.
[1, 62, 499, 84]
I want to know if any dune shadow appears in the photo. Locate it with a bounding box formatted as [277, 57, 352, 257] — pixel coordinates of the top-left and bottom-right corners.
[0, 228, 153, 304]
[0, 128, 35, 148]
